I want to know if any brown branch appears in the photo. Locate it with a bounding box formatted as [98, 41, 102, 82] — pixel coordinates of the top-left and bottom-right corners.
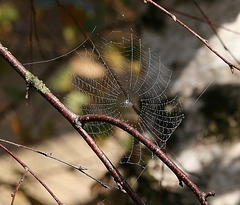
[11, 167, 28, 205]
[0, 143, 63, 205]
[79, 114, 215, 205]
[0, 41, 215, 204]
[0, 138, 109, 189]
[167, 8, 240, 36]
[191, 0, 240, 66]
[0, 43, 145, 205]
[143, 0, 240, 72]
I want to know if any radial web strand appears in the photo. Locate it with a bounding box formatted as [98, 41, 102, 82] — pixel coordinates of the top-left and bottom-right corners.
[67, 31, 184, 167]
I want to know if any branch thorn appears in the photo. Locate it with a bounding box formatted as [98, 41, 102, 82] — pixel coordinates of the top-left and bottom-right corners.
[229, 65, 234, 74]
[202, 190, 215, 201]
[78, 166, 87, 171]
[205, 191, 216, 200]
[117, 183, 127, 193]
[178, 179, 183, 187]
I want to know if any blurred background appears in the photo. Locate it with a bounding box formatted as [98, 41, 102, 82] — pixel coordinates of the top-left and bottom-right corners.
[0, 0, 240, 204]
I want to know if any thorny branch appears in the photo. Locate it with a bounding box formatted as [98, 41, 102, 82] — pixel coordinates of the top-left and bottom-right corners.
[143, 0, 240, 72]
[0, 43, 214, 204]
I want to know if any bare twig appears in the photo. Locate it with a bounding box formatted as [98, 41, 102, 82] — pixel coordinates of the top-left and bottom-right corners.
[143, 0, 240, 72]
[0, 43, 145, 205]
[0, 143, 63, 205]
[0, 41, 215, 204]
[167, 8, 240, 36]
[11, 167, 28, 205]
[191, 0, 240, 67]
[0, 138, 109, 189]
[79, 114, 215, 205]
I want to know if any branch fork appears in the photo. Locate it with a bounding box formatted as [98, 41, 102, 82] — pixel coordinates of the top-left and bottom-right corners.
[0, 40, 215, 204]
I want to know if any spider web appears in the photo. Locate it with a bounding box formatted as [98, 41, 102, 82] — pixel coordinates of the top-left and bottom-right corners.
[68, 30, 184, 167]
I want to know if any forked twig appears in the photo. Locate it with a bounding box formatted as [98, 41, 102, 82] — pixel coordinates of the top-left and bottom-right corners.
[167, 8, 240, 36]
[143, 0, 240, 72]
[79, 114, 215, 205]
[11, 167, 28, 205]
[0, 138, 109, 189]
[191, 0, 240, 66]
[0, 42, 215, 204]
[0, 43, 145, 205]
[0, 143, 63, 205]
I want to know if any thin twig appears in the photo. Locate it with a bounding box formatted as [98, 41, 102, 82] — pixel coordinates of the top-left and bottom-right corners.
[54, 0, 136, 113]
[143, 0, 240, 72]
[0, 42, 214, 204]
[191, 0, 240, 67]
[167, 8, 240, 36]
[0, 43, 145, 205]
[79, 114, 215, 205]
[11, 167, 28, 205]
[0, 143, 63, 205]
[0, 138, 110, 189]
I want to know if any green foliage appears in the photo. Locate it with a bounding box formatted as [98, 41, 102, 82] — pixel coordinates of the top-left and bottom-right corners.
[0, 3, 19, 24]
[64, 90, 89, 114]
[49, 65, 72, 92]
[63, 26, 77, 45]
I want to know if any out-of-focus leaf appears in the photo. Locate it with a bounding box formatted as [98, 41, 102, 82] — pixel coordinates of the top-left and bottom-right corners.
[0, 3, 19, 24]
[64, 90, 89, 114]
[103, 43, 141, 75]
[63, 26, 77, 45]
[49, 65, 72, 92]
[69, 51, 106, 79]
[0, 3, 19, 32]
[103, 45, 125, 75]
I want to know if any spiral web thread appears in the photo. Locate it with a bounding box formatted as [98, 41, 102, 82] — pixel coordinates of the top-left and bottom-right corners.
[69, 31, 184, 167]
